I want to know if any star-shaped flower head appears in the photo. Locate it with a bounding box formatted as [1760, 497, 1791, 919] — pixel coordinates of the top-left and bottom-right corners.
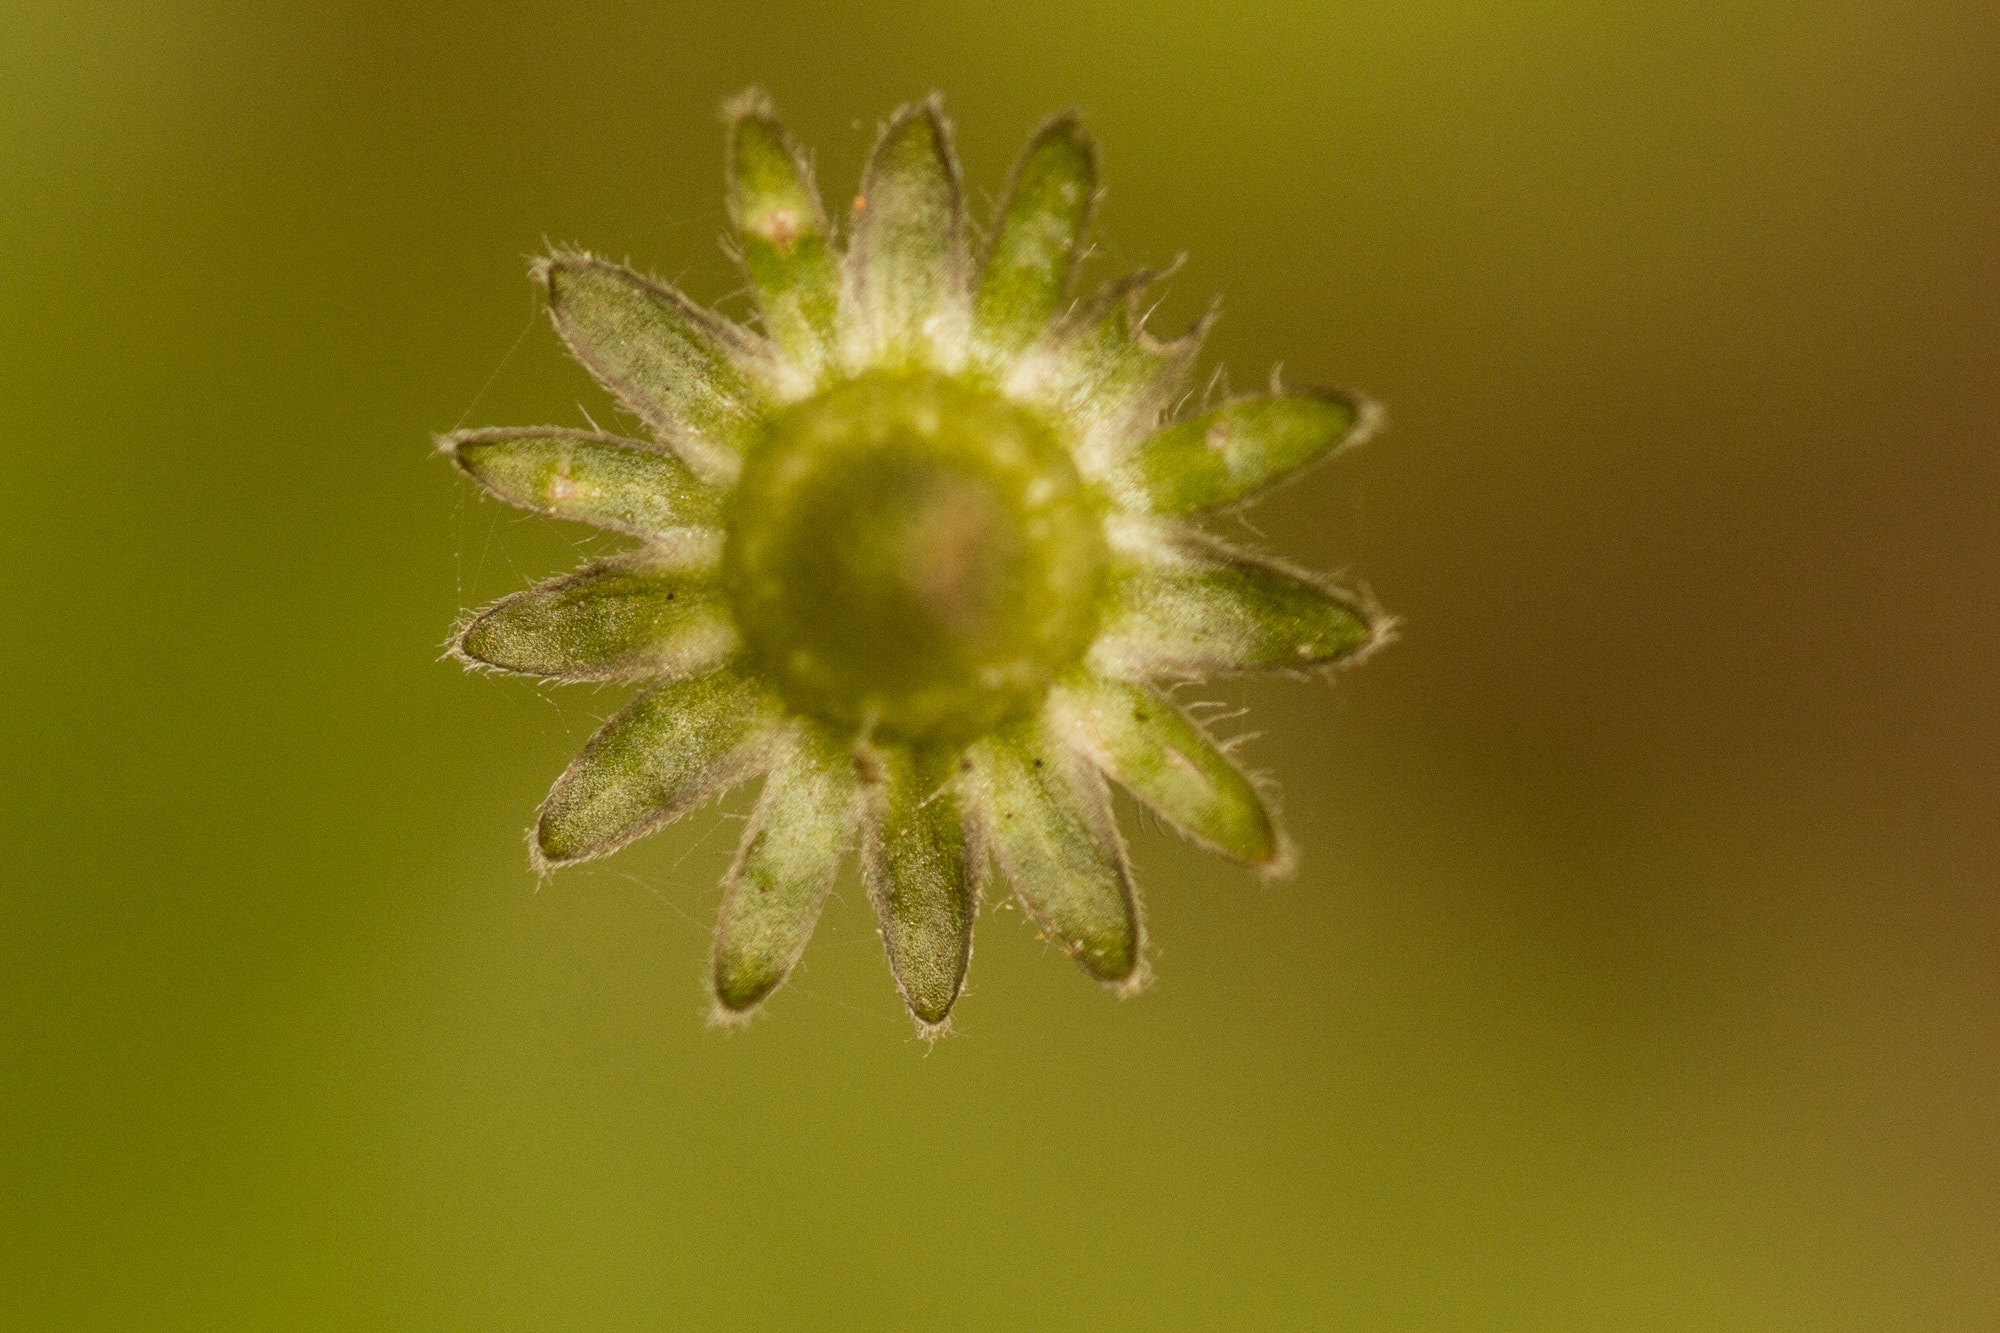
[442, 92, 1391, 1035]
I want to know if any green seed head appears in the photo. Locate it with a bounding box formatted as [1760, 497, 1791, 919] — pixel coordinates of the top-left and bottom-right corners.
[443, 92, 1391, 1033]
[725, 371, 1105, 743]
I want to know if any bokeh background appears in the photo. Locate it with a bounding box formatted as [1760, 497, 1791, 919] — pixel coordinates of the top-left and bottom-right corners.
[5, 1, 1996, 1328]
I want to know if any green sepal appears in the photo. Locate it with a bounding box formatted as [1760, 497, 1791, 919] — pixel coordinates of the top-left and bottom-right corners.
[711, 723, 856, 1015]
[856, 741, 976, 1032]
[535, 668, 781, 870]
[441, 427, 725, 536]
[536, 252, 775, 483]
[1103, 390, 1375, 515]
[725, 92, 841, 384]
[1007, 268, 1215, 475]
[973, 112, 1095, 362]
[1090, 521, 1378, 677]
[1045, 672, 1283, 871]
[455, 545, 735, 683]
[963, 724, 1143, 987]
[842, 96, 969, 372]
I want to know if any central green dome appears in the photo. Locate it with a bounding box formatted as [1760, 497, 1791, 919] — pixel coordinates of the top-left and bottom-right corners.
[725, 372, 1105, 743]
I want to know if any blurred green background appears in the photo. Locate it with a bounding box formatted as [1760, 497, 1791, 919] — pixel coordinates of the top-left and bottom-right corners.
[5, 0, 1996, 1328]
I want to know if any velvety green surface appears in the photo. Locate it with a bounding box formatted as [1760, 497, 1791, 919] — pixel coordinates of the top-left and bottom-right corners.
[729, 371, 1104, 742]
[4, 1, 1996, 1329]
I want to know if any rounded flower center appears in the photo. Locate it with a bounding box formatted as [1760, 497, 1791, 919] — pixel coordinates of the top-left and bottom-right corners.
[725, 371, 1105, 743]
